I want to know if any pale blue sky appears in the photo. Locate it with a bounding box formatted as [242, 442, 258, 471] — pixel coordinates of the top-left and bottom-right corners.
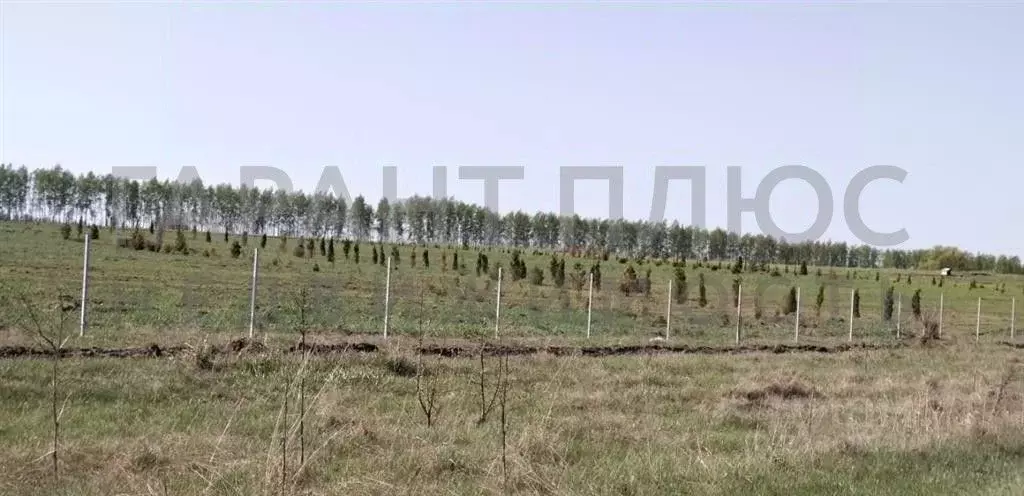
[1, 2, 1022, 255]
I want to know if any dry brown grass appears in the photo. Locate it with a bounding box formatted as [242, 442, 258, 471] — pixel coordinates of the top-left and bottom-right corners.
[3, 343, 1024, 495]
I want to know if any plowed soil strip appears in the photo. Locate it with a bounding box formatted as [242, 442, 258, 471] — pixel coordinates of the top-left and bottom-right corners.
[0, 339, 936, 360]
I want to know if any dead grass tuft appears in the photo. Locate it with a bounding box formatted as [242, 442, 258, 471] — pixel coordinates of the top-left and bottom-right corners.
[128, 446, 169, 473]
[384, 355, 419, 378]
[919, 318, 941, 345]
[227, 337, 266, 354]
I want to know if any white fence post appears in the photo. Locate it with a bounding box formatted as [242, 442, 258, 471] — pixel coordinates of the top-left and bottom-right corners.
[665, 279, 673, 339]
[848, 288, 854, 342]
[896, 293, 902, 339]
[976, 297, 981, 342]
[248, 247, 259, 339]
[795, 287, 801, 343]
[1012, 297, 1016, 340]
[495, 266, 502, 338]
[735, 284, 741, 345]
[383, 256, 392, 339]
[938, 293, 944, 337]
[587, 272, 594, 339]
[79, 234, 91, 337]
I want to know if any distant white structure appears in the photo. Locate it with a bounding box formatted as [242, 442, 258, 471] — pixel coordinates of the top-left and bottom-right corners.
[940, 267, 952, 276]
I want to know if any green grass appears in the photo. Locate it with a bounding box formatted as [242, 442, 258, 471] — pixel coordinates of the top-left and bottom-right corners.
[0, 221, 1021, 349]
[4, 221, 1024, 494]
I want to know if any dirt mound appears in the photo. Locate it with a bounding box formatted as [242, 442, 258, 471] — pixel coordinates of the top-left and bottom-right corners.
[735, 379, 824, 405]
[289, 342, 378, 354]
[0, 339, 905, 361]
[0, 344, 186, 359]
[225, 338, 266, 354]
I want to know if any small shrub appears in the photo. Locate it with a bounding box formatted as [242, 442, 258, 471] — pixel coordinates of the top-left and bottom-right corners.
[126, 230, 145, 250]
[477, 252, 489, 276]
[920, 318, 940, 344]
[783, 287, 797, 315]
[384, 356, 418, 378]
[174, 229, 188, 253]
[619, 265, 639, 295]
[194, 345, 216, 371]
[509, 251, 528, 281]
[528, 266, 544, 286]
[698, 273, 707, 307]
[882, 285, 894, 321]
[570, 263, 588, 291]
[673, 267, 687, 304]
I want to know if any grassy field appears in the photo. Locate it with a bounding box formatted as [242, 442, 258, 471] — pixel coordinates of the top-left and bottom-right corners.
[1, 221, 1022, 348]
[2, 341, 1024, 495]
[4, 221, 1024, 495]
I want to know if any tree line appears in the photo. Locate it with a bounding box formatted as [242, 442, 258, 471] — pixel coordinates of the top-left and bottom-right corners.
[2, 164, 1022, 273]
